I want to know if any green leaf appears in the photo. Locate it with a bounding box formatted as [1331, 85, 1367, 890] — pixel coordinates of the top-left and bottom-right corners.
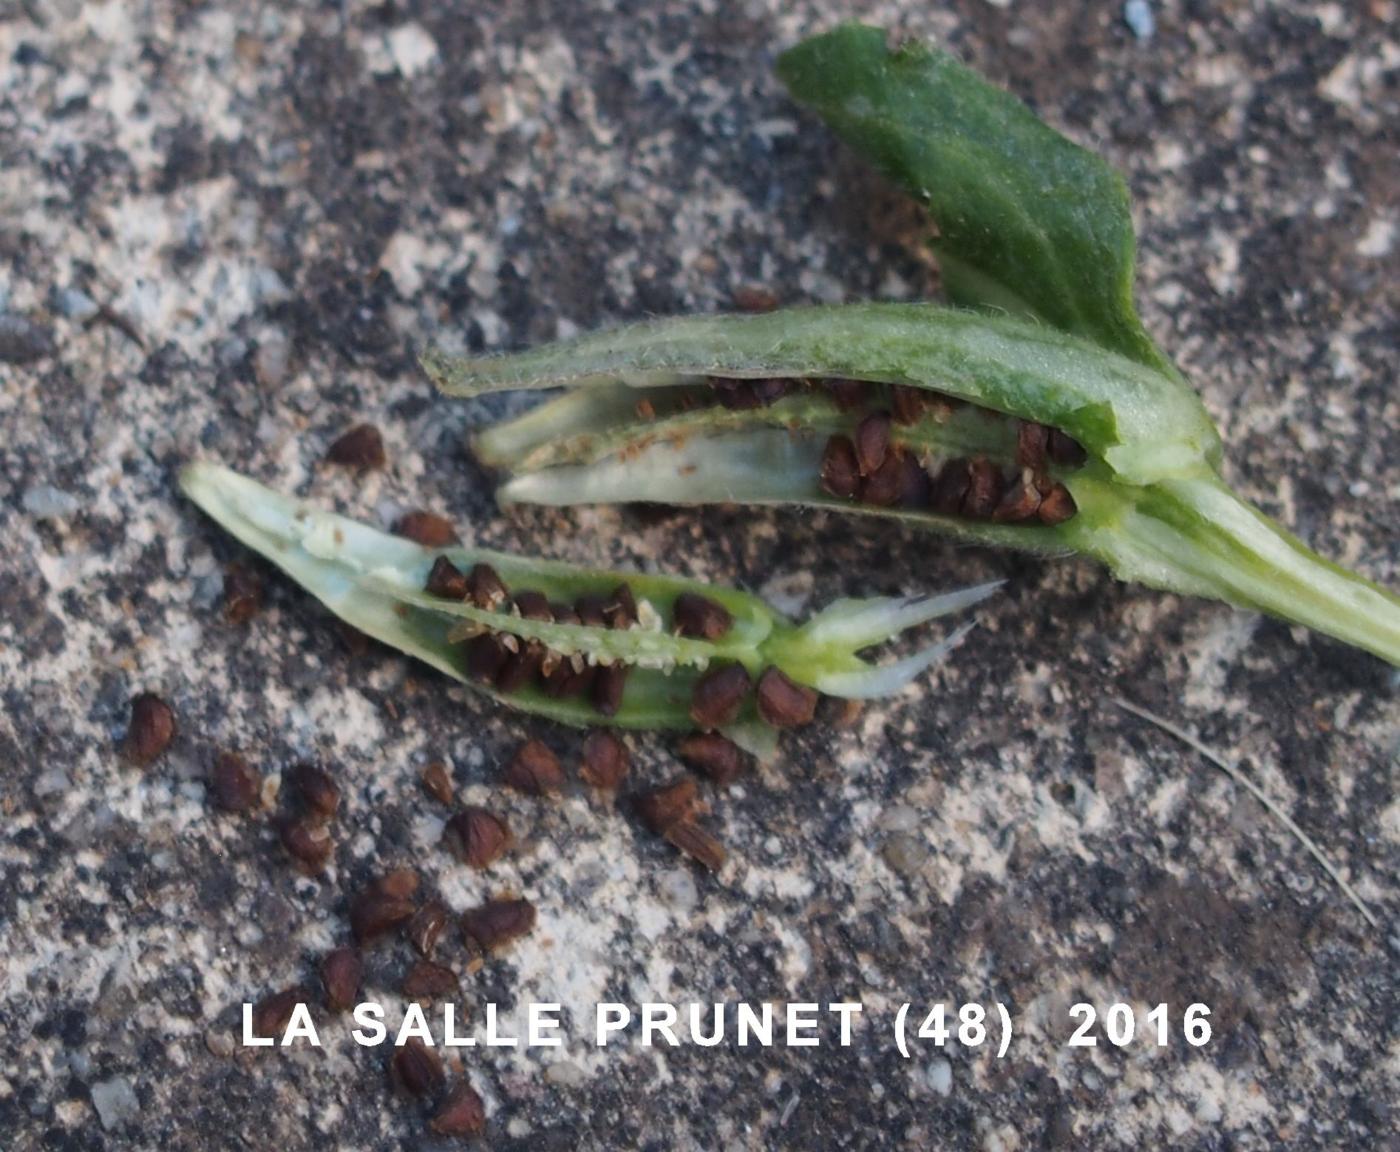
[777, 23, 1175, 375]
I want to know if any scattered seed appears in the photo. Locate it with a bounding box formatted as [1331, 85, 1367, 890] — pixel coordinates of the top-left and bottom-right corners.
[122, 692, 176, 767]
[209, 751, 261, 813]
[406, 901, 451, 957]
[503, 740, 565, 795]
[289, 763, 340, 820]
[421, 761, 453, 806]
[429, 1082, 487, 1138]
[731, 285, 780, 313]
[689, 663, 752, 728]
[756, 667, 819, 727]
[279, 817, 332, 874]
[393, 510, 458, 547]
[580, 730, 629, 791]
[350, 888, 416, 945]
[962, 456, 1004, 519]
[1047, 428, 1088, 467]
[402, 959, 459, 1001]
[325, 423, 385, 470]
[930, 458, 971, 515]
[250, 986, 305, 1039]
[425, 556, 469, 600]
[591, 663, 629, 717]
[442, 807, 512, 869]
[676, 733, 746, 785]
[1016, 421, 1050, 471]
[461, 898, 537, 952]
[223, 562, 263, 625]
[391, 1038, 445, 1097]
[468, 563, 509, 611]
[320, 948, 362, 1013]
[664, 821, 727, 871]
[672, 592, 733, 640]
[1037, 482, 1078, 525]
[854, 412, 892, 476]
[859, 448, 905, 507]
[635, 777, 698, 835]
[375, 868, 420, 900]
[890, 384, 929, 425]
[820, 435, 860, 498]
[992, 473, 1043, 522]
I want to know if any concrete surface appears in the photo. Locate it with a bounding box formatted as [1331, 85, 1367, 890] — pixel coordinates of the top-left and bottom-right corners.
[1, 1, 1396, 1149]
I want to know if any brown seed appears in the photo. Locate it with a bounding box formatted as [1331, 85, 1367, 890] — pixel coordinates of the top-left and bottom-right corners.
[406, 901, 451, 957]
[494, 644, 544, 693]
[425, 556, 469, 600]
[350, 889, 416, 945]
[731, 285, 780, 313]
[442, 807, 512, 869]
[513, 590, 552, 621]
[462, 898, 537, 952]
[122, 692, 176, 767]
[825, 379, 867, 410]
[467, 563, 509, 611]
[859, 448, 905, 507]
[854, 411, 892, 476]
[289, 762, 340, 820]
[961, 457, 1004, 519]
[635, 777, 698, 835]
[755, 667, 819, 728]
[676, 733, 746, 786]
[402, 959, 459, 1001]
[325, 423, 385, 470]
[930, 458, 971, 515]
[223, 562, 263, 625]
[503, 739, 564, 795]
[819, 695, 863, 729]
[250, 986, 306, 1039]
[992, 473, 1043, 522]
[898, 451, 931, 508]
[580, 731, 629, 791]
[320, 947, 362, 1013]
[209, 751, 261, 813]
[890, 384, 929, 425]
[672, 593, 733, 640]
[393, 510, 458, 547]
[375, 868, 420, 900]
[574, 593, 609, 627]
[464, 634, 507, 683]
[819, 435, 860, 498]
[551, 603, 580, 626]
[544, 657, 594, 699]
[751, 378, 793, 406]
[279, 817, 332, 874]
[711, 378, 761, 410]
[1016, 421, 1051, 471]
[1037, 482, 1078, 525]
[391, 1038, 445, 1097]
[664, 821, 727, 872]
[591, 662, 629, 717]
[429, 1082, 487, 1138]
[605, 583, 638, 629]
[689, 663, 752, 729]
[420, 761, 453, 806]
[1047, 428, 1088, 467]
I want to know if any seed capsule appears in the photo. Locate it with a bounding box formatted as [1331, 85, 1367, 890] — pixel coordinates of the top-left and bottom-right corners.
[208, 751, 261, 813]
[122, 692, 176, 767]
[468, 563, 509, 611]
[325, 423, 385, 470]
[425, 556, 469, 600]
[672, 592, 733, 640]
[402, 959, 459, 1001]
[503, 739, 565, 795]
[820, 435, 860, 499]
[1037, 482, 1078, 525]
[430, 1082, 487, 1138]
[393, 510, 458, 547]
[406, 901, 451, 957]
[689, 663, 752, 728]
[391, 1038, 445, 1097]
[591, 662, 629, 717]
[320, 947, 362, 1013]
[442, 807, 512, 868]
[580, 730, 629, 790]
[854, 411, 892, 476]
[677, 732, 746, 785]
[755, 667, 819, 727]
[462, 897, 537, 952]
[962, 457, 1004, 519]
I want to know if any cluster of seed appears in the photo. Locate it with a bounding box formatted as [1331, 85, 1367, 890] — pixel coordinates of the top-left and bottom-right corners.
[422, 558, 825, 731]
